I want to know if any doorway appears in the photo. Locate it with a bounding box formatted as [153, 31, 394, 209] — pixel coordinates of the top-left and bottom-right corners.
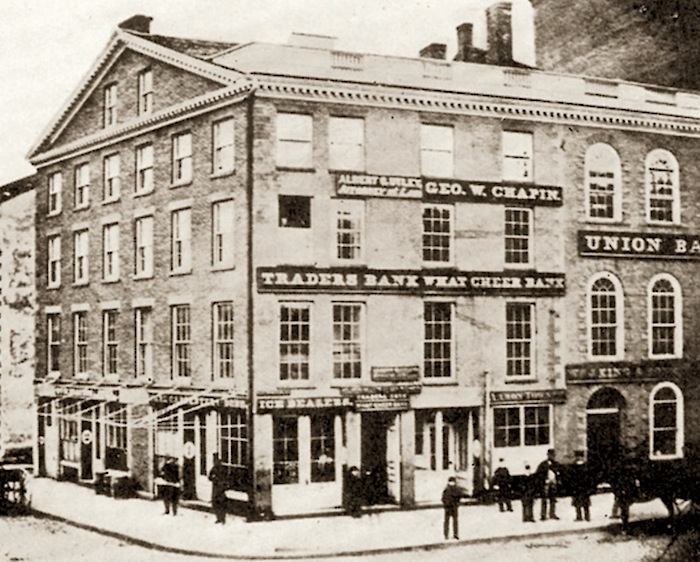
[361, 412, 393, 505]
[586, 387, 625, 480]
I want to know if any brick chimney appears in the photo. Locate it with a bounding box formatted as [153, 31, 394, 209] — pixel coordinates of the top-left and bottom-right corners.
[419, 43, 447, 60]
[453, 22, 487, 64]
[118, 15, 153, 34]
[486, 2, 513, 66]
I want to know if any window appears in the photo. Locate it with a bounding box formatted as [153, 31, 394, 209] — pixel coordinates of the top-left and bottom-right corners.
[421, 124, 453, 178]
[171, 208, 192, 273]
[59, 401, 80, 463]
[74, 164, 90, 209]
[649, 382, 683, 459]
[103, 310, 118, 377]
[138, 69, 153, 115]
[646, 149, 680, 224]
[103, 154, 121, 202]
[649, 275, 682, 358]
[422, 204, 452, 264]
[504, 207, 532, 266]
[311, 414, 335, 482]
[172, 305, 191, 378]
[214, 302, 234, 378]
[134, 216, 154, 277]
[212, 200, 234, 268]
[172, 132, 193, 184]
[585, 143, 621, 221]
[47, 235, 61, 288]
[494, 405, 550, 448]
[329, 116, 364, 171]
[279, 195, 311, 228]
[273, 416, 298, 484]
[104, 84, 117, 127]
[135, 308, 153, 379]
[212, 118, 235, 175]
[276, 112, 313, 169]
[48, 172, 62, 215]
[103, 223, 120, 281]
[73, 230, 89, 284]
[588, 273, 623, 359]
[279, 303, 310, 381]
[333, 303, 362, 379]
[135, 144, 154, 195]
[502, 131, 533, 182]
[424, 302, 452, 378]
[47, 314, 61, 374]
[506, 302, 534, 378]
[74, 312, 88, 377]
[220, 411, 247, 469]
[335, 201, 363, 262]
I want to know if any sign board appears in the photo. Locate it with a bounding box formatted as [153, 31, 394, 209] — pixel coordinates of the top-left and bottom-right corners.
[257, 396, 353, 411]
[336, 174, 422, 199]
[490, 389, 567, 404]
[354, 393, 410, 412]
[578, 230, 700, 260]
[371, 366, 420, 383]
[81, 430, 93, 445]
[183, 441, 196, 460]
[566, 360, 684, 384]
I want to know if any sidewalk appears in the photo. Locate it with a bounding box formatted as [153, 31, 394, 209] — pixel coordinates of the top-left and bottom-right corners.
[28, 477, 670, 559]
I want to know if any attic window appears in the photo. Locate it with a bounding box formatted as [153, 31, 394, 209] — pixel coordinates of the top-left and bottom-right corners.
[138, 69, 153, 115]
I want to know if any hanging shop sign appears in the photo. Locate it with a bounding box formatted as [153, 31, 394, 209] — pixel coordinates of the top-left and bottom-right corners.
[257, 396, 353, 411]
[257, 267, 565, 296]
[578, 230, 700, 260]
[490, 389, 567, 404]
[565, 360, 685, 384]
[371, 366, 420, 383]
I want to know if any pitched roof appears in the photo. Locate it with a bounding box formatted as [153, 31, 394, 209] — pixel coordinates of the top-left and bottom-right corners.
[134, 33, 237, 60]
[0, 174, 35, 204]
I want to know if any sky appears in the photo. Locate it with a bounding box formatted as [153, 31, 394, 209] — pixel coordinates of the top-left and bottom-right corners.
[0, 0, 523, 186]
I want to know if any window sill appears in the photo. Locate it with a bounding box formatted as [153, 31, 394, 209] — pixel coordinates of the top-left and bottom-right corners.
[422, 379, 458, 386]
[582, 217, 623, 225]
[74, 204, 90, 212]
[645, 220, 681, 228]
[276, 166, 316, 173]
[172, 377, 192, 386]
[211, 170, 235, 180]
[47, 284, 61, 290]
[650, 453, 682, 461]
[102, 278, 121, 284]
[169, 269, 192, 277]
[649, 353, 681, 361]
[504, 377, 539, 384]
[47, 211, 62, 218]
[133, 273, 154, 281]
[277, 383, 315, 390]
[211, 263, 235, 272]
[170, 180, 193, 189]
[72, 280, 89, 287]
[102, 198, 120, 206]
[134, 189, 154, 198]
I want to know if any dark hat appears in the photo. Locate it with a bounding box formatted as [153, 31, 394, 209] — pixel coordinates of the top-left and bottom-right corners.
[574, 450, 584, 458]
[448, 476, 457, 483]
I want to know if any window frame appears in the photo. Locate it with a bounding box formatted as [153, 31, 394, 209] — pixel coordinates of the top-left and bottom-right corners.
[170, 208, 192, 274]
[103, 153, 121, 203]
[73, 311, 88, 377]
[219, 410, 247, 469]
[172, 132, 193, 185]
[649, 382, 684, 460]
[504, 206, 533, 267]
[48, 171, 62, 215]
[645, 148, 680, 225]
[275, 112, 313, 169]
[505, 301, 535, 379]
[332, 302, 364, 380]
[422, 203, 453, 266]
[273, 416, 299, 484]
[423, 301, 454, 380]
[420, 123, 454, 178]
[502, 130, 533, 183]
[73, 229, 89, 285]
[102, 223, 120, 282]
[135, 307, 153, 380]
[74, 164, 90, 210]
[328, 116, 365, 172]
[648, 274, 682, 359]
[213, 301, 235, 379]
[103, 309, 119, 378]
[135, 143, 154, 195]
[47, 314, 61, 375]
[279, 302, 311, 382]
[171, 304, 191, 378]
[212, 199, 235, 269]
[138, 69, 153, 116]
[584, 143, 622, 222]
[103, 83, 117, 128]
[493, 405, 552, 449]
[587, 272, 624, 360]
[278, 195, 311, 229]
[310, 414, 336, 483]
[212, 118, 235, 176]
[334, 199, 364, 264]
[47, 235, 61, 288]
[134, 215, 154, 278]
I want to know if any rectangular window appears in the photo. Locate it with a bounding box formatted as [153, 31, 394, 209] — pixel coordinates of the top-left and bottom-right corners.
[74, 312, 88, 377]
[48, 235, 61, 288]
[172, 305, 191, 378]
[172, 132, 192, 184]
[135, 144, 154, 195]
[212, 118, 235, 175]
[104, 84, 117, 127]
[502, 131, 533, 182]
[135, 307, 153, 379]
[310, 414, 335, 482]
[103, 310, 118, 377]
[48, 314, 61, 374]
[506, 302, 534, 378]
[134, 216, 154, 277]
[273, 417, 299, 484]
[421, 124, 454, 178]
[59, 401, 80, 463]
[105, 403, 127, 471]
[333, 303, 362, 379]
[74, 164, 90, 209]
[73, 230, 89, 284]
[279, 195, 311, 228]
[422, 204, 452, 264]
[212, 200, 234, 268]
[48, 172, 62, 215]
[138, 69, 153, 115]
[424, 302, 452, 378]
[276, 112, 313, 169]
[219, 411, 247, 469]
[335, 201, 363, 262]
[103, 223, 120, 281]
[494, 405, 550, 448]
[171, 208, 192, 273]
[279, 303, 310, 381]
[214, 302, 234, 378]
[504, 207, 532, 266]
[103, 154, 121, 202]
[329, 116, 364, 171]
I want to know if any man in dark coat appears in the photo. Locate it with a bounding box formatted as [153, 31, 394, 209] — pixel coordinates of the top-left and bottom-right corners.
[570, 451, 593, 521]
[160, 457, 180, 516]
[536, 448, 560, 520]
[441, 476, 464, 539]
[521, 463, 536, 522]
[492, 457, 513, 512]
[345, 466, 364, 518]
[208, 453, 228, 524]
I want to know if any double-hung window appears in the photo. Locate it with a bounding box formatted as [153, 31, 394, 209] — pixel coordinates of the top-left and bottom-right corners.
[172, 132, 192, 184]
[135, 144, 154, 195]
[422, 204, 452, 265]
[172, 304, 191, 378]
[214, 302, 235, 378]
[212, 200, 234, 268]
[424, 302, 452, 379]
[649, 275, 682, 358]
[135, 307, 153, 379]
[332, 303, 362, 379]
[103, 310, 118, 377]
[134, 216, 154, 278]
[212, 118, 235, 175]
[649, 383, 683, 459]
[421, 124, 453, 178]
[74, 312, 88, 377]
[73, 230, 89, 284]
[506, 302, 534, 378]
[47, 314, 61, 374]
[504, 207, 532, 267]
[329, 116, 364, 171]
[279, 303, 310, 381]
[104, 84, 117, 127]
[138, 69, 153, 115]
[103, 154, 120, 202]
[102, 223, 120, 281]
[276, 113, 313, 169]
[585, 143, 621, 221]
[74, 164, 90, 209]
[502, 131, 533, 182]
[47, 235, 61, 288]
[589, 273, 623, 359]
[335, 201, 363, 262]
[273, 417, 299, 484]
[48, 172, 62, 215]
[171, 208, 192, 273]
[646, 149, 680, 224]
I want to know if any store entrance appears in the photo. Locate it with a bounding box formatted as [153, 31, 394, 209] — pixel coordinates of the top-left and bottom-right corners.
[586, 387, 625, 480]
[361, 412, 392, 505]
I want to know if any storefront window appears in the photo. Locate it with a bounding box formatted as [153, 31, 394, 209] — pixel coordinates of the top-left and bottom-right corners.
[273, 417, 299, 484]
[310, 415, 335, 482]
[494, 405, 550, 448]
[59, 401, 79, 463]
[105, 403, 128, 471]
[220, 411, 247, 469]
[650, 383, 683, 459]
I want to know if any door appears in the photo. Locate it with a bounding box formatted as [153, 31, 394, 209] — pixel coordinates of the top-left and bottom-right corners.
[182, 413, 196, 500]
[80, 415, 93, 480]
[361, 412, 390, 505]
[586, 387, 625, 481]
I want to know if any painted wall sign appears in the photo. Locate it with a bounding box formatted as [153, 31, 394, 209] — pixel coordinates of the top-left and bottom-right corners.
[257, 396, 353, 411]
[354, 393, 411, 412]
[371, 366, 420, 383]
[53, 385, 118, 401]
[336, 174, 422, 199]
[257, 267, 565, 296]
[490, 389, 567, 404]
[566, 360, 684, 384]
[578, 230, 700, 260]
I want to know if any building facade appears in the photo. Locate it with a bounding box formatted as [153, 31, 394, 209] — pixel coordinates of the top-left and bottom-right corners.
[29, 5, 700, 517]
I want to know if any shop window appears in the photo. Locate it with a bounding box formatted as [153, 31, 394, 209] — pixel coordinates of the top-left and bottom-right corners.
[506, 302, 534, 378]
[310, 415, 335, 482]
[73, 312, 88, 377]
[422, 204, 452, 265]
[502, 131, 533, 182]
[421, 124, 453, 178]
[154, 417, 179, 476]
[59, 401, 79, 463]
[220, 411, 247, 469]
[585, 143, 621, 221]
[279, 303, 310, 381]
[48, 171, 62, 215]
[424, 302, 453, 378]
[214, 302, 235, 378]
[279, 195, 311, 228]
[276, 112, 313, 169]
[73, 230, 89, 284]
[273, 417, 299, 484]
[105, 403, 127, 471]
[329, 116, 364, 171]
[504, 207, 532, 266]
[74, 163, 90, 209]
[588, 272, 624, 359]
[494, 405, 551, 448]
[47, 314, 61, 374]
[523, 406, 550, 446]
[646, 149, 679, 224]
[649, 382, 684, 459]
[649, 275, 682, 358]
[332, 303, 362, 379]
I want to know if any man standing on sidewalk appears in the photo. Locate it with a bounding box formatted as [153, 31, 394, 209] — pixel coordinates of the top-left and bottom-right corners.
[492, 457, 513, 512]
[536, 448, 560, 520]
[441, 476, 464, 540]
[208, 454, 228, 524]
[160, 457, 181, 516]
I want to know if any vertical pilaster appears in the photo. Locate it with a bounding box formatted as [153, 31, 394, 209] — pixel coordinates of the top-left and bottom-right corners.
[399, 409, 415, 507]
[252, 413, 273, 519]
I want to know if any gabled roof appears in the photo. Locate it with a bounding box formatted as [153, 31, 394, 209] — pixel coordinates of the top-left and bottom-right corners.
[138, 33, 237, 59]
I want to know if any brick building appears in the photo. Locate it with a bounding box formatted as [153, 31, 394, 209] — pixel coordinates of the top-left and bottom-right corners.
[28, 4, 700, 517]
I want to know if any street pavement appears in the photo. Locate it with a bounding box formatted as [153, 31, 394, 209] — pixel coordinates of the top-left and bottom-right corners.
[27, 478, 670, 559]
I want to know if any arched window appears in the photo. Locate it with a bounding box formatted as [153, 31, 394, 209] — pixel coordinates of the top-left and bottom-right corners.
[588, 272, 624, 359]
[584, 143, 622, 221]
[645, 149, 680, 224]
[649, 382, 684, 460]
[648, 274, 682, 358]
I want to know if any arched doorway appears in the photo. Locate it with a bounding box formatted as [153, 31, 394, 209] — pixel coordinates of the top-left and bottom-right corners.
[586, 387, 625, 480]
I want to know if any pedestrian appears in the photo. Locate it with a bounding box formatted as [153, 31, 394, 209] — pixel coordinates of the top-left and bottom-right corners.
[160, 456, 180, 516]
[441, 476, 464, 540]
[536, 448, 560, 520]
[208, 453, 228, 524]
[345, 466, 364, 518]
[570, 450, 592, 521]
[521, 463, 536, 522]
[492, 457, 513, 512]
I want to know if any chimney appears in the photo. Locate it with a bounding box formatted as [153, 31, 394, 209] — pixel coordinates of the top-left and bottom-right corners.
[486, 2, 513, 66]
[118, 15, 153, 34]
[419, 43, 447, 60]
[453, 23, 473, 62]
